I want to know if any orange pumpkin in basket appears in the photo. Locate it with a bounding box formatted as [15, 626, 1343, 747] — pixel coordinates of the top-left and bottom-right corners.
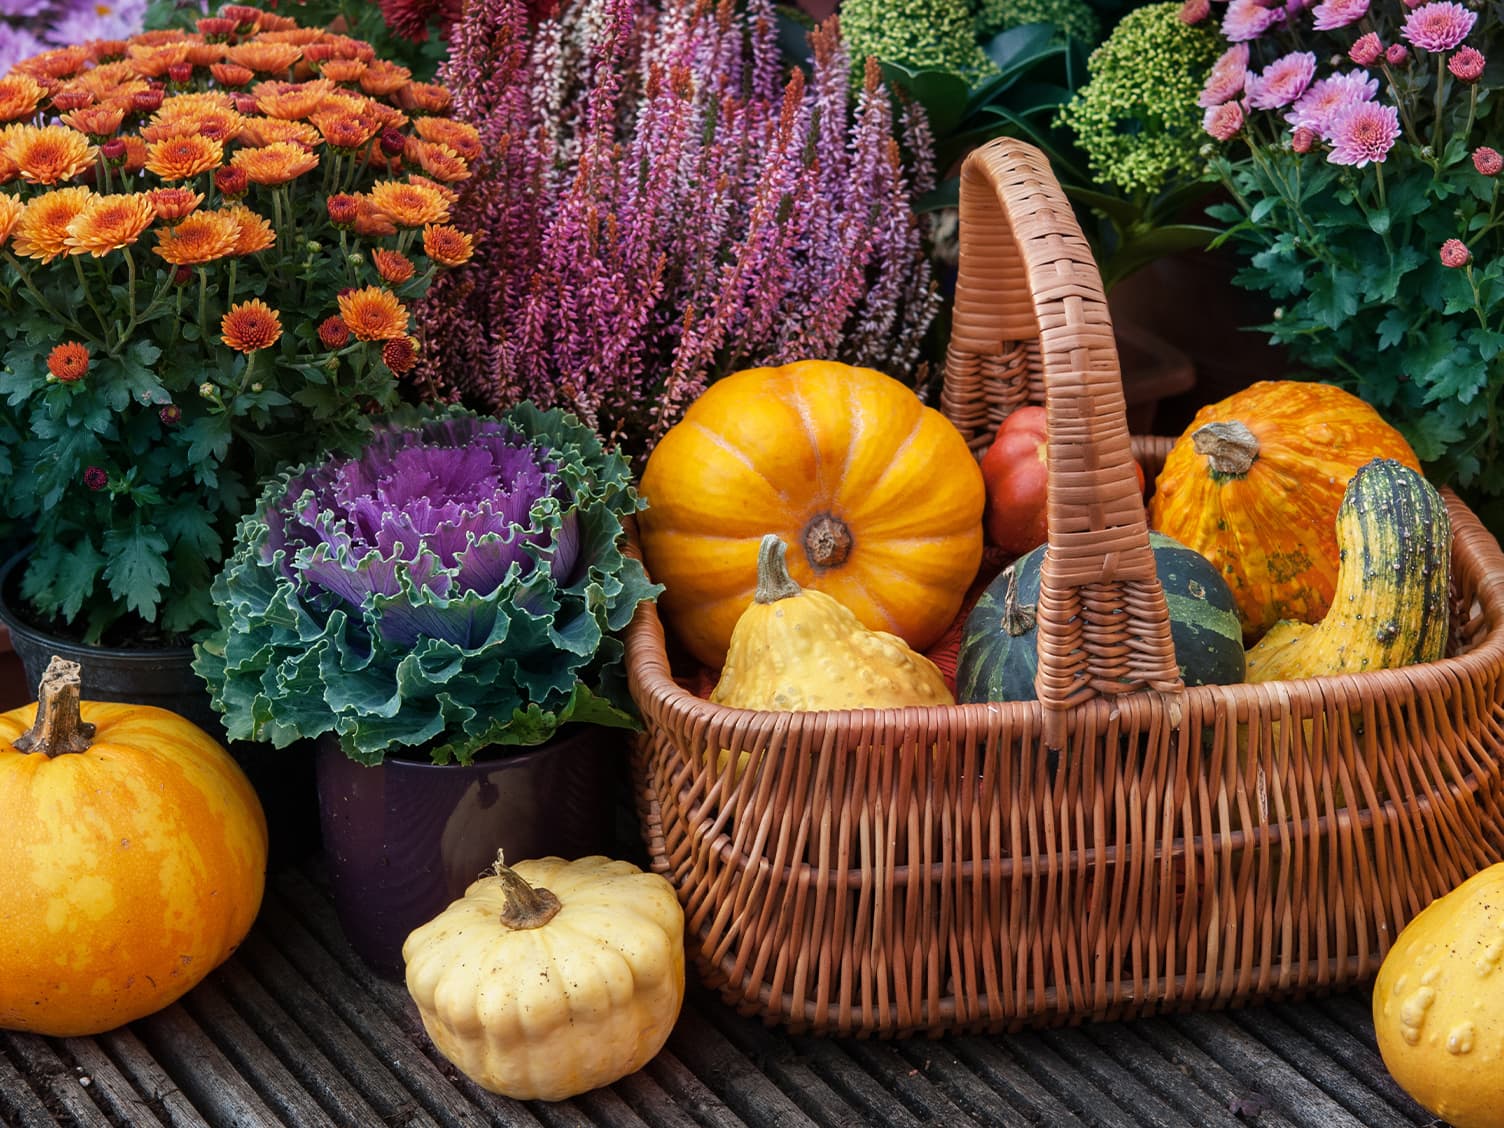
[637, 360, 985, 670]
[1148, 380, 1421, 641]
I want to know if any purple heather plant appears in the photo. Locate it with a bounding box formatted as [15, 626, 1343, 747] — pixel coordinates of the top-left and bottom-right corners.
[414, 0, 940, 463]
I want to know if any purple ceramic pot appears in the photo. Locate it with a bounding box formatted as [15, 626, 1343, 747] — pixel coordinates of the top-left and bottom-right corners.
[315, 726, 622, 976]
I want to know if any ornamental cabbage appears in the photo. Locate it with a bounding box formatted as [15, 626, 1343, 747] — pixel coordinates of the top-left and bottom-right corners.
[194, 404, 660, 766]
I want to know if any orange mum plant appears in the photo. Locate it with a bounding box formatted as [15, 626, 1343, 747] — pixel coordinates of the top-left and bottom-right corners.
[0, 8, 479, 644]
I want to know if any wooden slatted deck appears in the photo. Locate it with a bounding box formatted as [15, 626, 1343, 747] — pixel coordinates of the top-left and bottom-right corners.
[0, 856, 1437, 1128]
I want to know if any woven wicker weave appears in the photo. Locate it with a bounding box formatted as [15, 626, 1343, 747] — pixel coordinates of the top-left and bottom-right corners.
[626, 138, 1504, 1037]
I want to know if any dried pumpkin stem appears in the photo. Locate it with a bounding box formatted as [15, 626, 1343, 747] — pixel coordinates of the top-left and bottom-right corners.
[491, 853, 562, 930]
[755, 534, 802, 603]
[1192, 421, 1261, 479]
[14, 656, 96, 758]
[802, 513, 852, 570]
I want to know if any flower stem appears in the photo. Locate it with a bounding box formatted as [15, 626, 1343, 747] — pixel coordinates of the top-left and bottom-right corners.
[73, 255, 114, 350]
[197, 267, 210, 342]
[1434, 56, 1447, 154]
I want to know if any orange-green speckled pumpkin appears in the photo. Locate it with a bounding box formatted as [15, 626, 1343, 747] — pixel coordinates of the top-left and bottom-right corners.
[637, 360, 985, 670]
[0, 657, 268, 1037]
[1147, 380, 1420, 641]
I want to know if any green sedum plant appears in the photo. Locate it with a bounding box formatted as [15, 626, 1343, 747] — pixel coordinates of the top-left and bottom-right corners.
[974, 0, 1100, 46]
[194, 404, 660, 766]
[841, 0, 999, 87]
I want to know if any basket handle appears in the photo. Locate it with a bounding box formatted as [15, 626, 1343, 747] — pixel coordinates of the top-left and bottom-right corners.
[944, 138, 1183, 739]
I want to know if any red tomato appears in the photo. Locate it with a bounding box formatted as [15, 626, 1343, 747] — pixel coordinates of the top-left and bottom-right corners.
[979, 406, 1144, 557]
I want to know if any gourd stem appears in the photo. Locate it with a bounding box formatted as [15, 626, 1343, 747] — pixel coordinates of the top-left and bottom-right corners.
[802, 513, 852, 569]
[13, 656, 96, 758]
[1192, 420, 1261, 479]
[755, 534, 802, 603]
[1002, 566, 1036, 637]
[491, 853, 562, 930]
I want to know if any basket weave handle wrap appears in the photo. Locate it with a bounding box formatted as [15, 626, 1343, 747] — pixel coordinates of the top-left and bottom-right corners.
[943, 139, 1184, 736]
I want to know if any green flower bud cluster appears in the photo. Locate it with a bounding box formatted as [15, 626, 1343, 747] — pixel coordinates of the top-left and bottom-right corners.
[1055, 2, 1220, 196]
[842, 0, 999, 87]
[974, 0, 1100, 47]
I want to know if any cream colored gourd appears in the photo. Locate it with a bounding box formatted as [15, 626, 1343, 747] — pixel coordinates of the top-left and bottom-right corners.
[402, 854, 685, 1102]
[1373, 863, 1504, 1128]
[712, 534, 955, 710]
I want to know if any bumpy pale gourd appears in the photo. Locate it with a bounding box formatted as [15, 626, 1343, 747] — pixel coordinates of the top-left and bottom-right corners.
[1245, 459, 1450, 683]
[403, 854, 685, 1102]
[638, 360, 985, 669]
[712, 534, 956, 710]
[1373, 863, 1504, 1128]
[0, 656, 268, 1037]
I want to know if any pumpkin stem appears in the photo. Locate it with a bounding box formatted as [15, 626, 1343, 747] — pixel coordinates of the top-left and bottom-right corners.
[755, 534, 802, 603]
[802, 513, 852, 570]
[1001, 565, 1037, 637]
[13, 656, 96, 758]
[491, 851, 562, 930]
[1192, 421, 1261, 479]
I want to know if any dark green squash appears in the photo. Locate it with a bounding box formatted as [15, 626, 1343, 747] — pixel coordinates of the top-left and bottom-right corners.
[956, 532, 1246, 703]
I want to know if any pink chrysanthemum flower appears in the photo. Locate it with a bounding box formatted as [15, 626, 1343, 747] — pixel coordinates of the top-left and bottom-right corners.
[1386, 43, 1411, 65]
[1440, 239, 1472, 268]
[1286, 71, 1380, 137]
[1247, 52, 1318, 109]
[1449, 46, 1486, 83]
[1402, 1, 1477, 52]
[1474, 147, 1502, 176]
[1326, 100, 1401, 167]
[1204, 102, 1246, 141]
[1222, 0, 1282, 42]
[1349, 32, 1383, 66]
[1311, 0, 1369, 30]
[1200, 43, 1252, 107]
[1180, 0, 1212, 23]
[1292, 126, 1317, 153]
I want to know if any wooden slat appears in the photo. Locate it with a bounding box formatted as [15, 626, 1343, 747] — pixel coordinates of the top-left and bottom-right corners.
[95, 1028, 212, 1128]
[1037, 1025, 1199, 1128]
[663, 1008, 820, 1128]
[835, 1040, 998, 1128]
[133, 1007, 284, 1128]
[3, 1033, 111, 1128]
[640, 1050, 753, 1128]
[60, 1038, 169, 1128]
[0, 1041, 70, 1128]
[913, 1038, 1089, 1127]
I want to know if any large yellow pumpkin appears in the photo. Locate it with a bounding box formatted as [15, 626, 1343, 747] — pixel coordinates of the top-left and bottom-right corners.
[0, 657, 268, 1036]
[637, 360, 986, 669]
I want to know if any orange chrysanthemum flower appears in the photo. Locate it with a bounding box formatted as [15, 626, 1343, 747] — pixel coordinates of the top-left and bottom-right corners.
[144, 133, 224, 182]
[0, 195, 25, 247]
[358, 59, 411, 97]
[317, 315, 350, 348]
[210, 63, 257, 88]
[372, 248, 414, 284]
[220, 298, 282, 353]
[14, 46, 90, 81]
[421, 223, 475, 268]
[407, 173, 459, 205]
[312, 111, 381, 151]
[0, 74, 46, 123]
[336, 286, 409, 341]
[316, 35, 376, 64]
[352, 194, 396, 238]
[381, 335, 419, 375]
[414, 117, 482, 162]
[3, 125, 96, 186]
[319, 58, 368, 84]
[252, 78, 333, 120]
[11, 187, 92, 262]
[253, 26, 324, 46]
[221, 205, 275, 255]
[50, 87, 95, 112]
[240, 117, 321, 149]
[46, 342, 90, 382]
[146, 186, 204, 223]
[230, 141, 319, 186]
[127, 42, 192, 79]
[397, 82, 452, 115]
[91, 39, 131, 62]
[120, 135, 148, 176]
[140, 93, 245, 144]
[152, 208, 240, 266]
[226, 42, 303, 75]
[184, 42, 227, 68]
[404, 138, 470, 184]
[367, 179, 449, 228]
[65, 192, 155, 257]
[60, 103, 126, 138]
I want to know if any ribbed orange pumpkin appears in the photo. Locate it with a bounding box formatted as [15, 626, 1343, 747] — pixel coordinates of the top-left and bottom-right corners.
[637, 360, 985, 670]
[0, 658, 268, 1036]
[1148, 380, 1421, 640]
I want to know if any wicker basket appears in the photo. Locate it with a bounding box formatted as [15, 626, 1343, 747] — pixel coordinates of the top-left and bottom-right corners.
[625, 138, 1504, 1037]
